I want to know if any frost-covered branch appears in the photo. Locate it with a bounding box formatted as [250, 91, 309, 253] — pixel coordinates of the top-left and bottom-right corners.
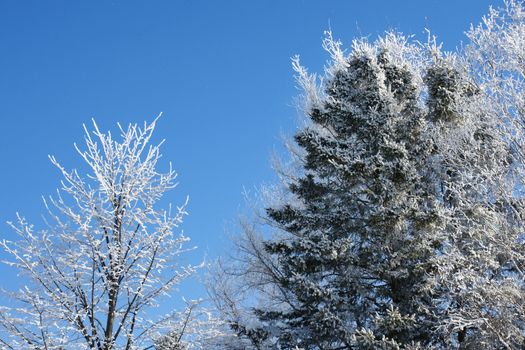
[0, 117, 200, 350]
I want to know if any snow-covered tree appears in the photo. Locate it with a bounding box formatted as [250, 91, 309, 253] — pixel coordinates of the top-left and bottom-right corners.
[0, 117, 200, 350]
[423, 54, 522, 348]
[211, 33, 446, 349]
[427, 1, 525, 347]
[211, 3, 525, 348]
[153, 300, 245, 350]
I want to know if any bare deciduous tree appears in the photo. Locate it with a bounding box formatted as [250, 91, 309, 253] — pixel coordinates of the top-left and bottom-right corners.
[0, 117, 199, 350]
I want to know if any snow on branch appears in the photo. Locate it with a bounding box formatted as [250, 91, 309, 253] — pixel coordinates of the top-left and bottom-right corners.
[0, 117, 200, 350]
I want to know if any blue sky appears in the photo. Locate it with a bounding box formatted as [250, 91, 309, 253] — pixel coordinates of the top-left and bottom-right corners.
[0, 0, 495, 303]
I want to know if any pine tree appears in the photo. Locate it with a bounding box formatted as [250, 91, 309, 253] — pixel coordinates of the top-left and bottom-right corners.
[215, 34, 448, 349]
[265, 42, 439, 349]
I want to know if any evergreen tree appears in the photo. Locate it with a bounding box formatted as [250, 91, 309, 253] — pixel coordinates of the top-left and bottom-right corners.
[214, 34, 447, 349]
[261, 40, 440, 349]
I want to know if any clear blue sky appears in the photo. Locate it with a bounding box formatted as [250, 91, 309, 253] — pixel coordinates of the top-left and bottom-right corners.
[0, 0, 495, 303]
